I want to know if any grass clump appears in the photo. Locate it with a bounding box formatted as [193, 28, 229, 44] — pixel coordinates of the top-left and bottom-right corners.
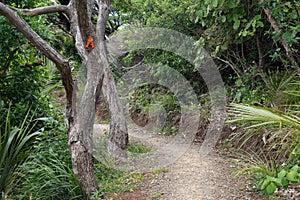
[93, 162, 143, 198]
[127, 142, 151, 155]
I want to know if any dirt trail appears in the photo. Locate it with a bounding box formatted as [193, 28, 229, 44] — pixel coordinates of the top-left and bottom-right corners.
[96, 123, 298, 200]
[140, 144, 258, 200]
[95, 124, 261, 200]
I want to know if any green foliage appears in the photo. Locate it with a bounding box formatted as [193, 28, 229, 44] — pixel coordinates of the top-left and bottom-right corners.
[1, 0, 299, 198]
[228, 69, 299, 107]
[0, 0, 57, 133]
[127, 141, 151, 155]
[0, 105, 42, 194]
[10, 118, 86, 200]
[127, 83, 180, 135]
[240, 163, 300, 195]
[229, 104, 300, 130]
[93, 163, 143, 198]
[261, 164, 300, 194]
[227, 66, 265, 104]
[228, 77, 300, 195]
[0, 65, 52, 135]
[0, 0, 80, 133]
[114, 0, 300, 87]
[9, 117, 143, 199]
[261, 70, 298, 107]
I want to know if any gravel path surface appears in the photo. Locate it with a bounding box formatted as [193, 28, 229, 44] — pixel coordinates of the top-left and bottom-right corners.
[95, 124, 298, 200]
[95, 124, 258, 200]
[141, 144, 259, 200]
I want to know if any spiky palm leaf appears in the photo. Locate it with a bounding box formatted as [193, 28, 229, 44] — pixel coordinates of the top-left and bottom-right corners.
[228, 103, 300, 130]
[0, 105, 42, 193]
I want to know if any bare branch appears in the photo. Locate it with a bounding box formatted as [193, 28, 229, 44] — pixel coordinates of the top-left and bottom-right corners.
[216, 57, 241, 77]
[121, 57, 144, 70]
[10, 5, 69, 16]
[0, 3, 67, 68]
[96, 0, 110, 39]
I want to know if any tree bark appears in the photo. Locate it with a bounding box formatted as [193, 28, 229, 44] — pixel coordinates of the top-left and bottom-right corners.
[102, 65, 128, 150]
[96, 0, 128, 150]
[68, 46, 102, 195]
[68, 0, 128, 195]
[9, 5, 69, 16]
[67, 0, 100, 195]
[256, 34, 264, 72]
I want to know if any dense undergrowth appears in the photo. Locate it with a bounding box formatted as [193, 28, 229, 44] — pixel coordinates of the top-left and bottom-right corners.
[228, 72, 300, 196]
[1, 104, 145, 200]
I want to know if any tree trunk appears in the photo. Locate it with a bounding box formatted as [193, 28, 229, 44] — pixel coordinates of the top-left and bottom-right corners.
[68, 46, 103, 195]
[0, 0, 129, 196]
[102, 65, 128, 150]
[67, 0, 100, 195]
[68, 0, 128, 195]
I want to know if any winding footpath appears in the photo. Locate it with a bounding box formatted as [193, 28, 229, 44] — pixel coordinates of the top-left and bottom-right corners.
[142, 144, 259, 200]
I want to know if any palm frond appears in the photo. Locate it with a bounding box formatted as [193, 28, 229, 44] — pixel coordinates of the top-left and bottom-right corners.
[228, 103, 300, 130]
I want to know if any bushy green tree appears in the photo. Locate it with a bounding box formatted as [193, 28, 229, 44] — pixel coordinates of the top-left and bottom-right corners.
[0, 0, 54, 131]
[114, 0, 299, 84]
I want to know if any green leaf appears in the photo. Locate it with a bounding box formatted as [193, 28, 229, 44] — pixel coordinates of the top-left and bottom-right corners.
[241, 30, 248, 37]
[228, 0, 236, 8]
[281, 177, 289, 189]
[228, 104, 300, 130]
[233, 19, 240, 30]
[257, 21, 264, 28]
[291, 165, 299, 171]
[212, 0, 218, 8]
[221, 16, 226, 22]
[287, 170, 299, 183]
[265, 182, 277, 195]
[278, 169, 286, 178]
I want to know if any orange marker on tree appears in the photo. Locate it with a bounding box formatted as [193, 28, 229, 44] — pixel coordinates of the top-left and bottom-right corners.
[85, 36, 95, 49]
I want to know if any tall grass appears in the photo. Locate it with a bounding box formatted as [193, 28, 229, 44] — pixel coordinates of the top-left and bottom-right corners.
[0, 105, 42, 194]
[11, 127, 86, 200]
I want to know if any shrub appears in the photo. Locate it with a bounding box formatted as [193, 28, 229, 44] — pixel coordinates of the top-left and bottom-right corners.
[228, 88, 300, 194]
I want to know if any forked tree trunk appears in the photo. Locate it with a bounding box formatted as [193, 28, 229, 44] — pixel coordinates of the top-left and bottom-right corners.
[68, 0, 128, 195]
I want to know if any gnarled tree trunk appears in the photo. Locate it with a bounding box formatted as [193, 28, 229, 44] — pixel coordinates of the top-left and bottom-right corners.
[0, 0, 129, 196]
[68, 0, 129, 195]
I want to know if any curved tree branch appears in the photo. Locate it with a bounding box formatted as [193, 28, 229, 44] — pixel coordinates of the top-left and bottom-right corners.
[9, 5, 69, 16]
